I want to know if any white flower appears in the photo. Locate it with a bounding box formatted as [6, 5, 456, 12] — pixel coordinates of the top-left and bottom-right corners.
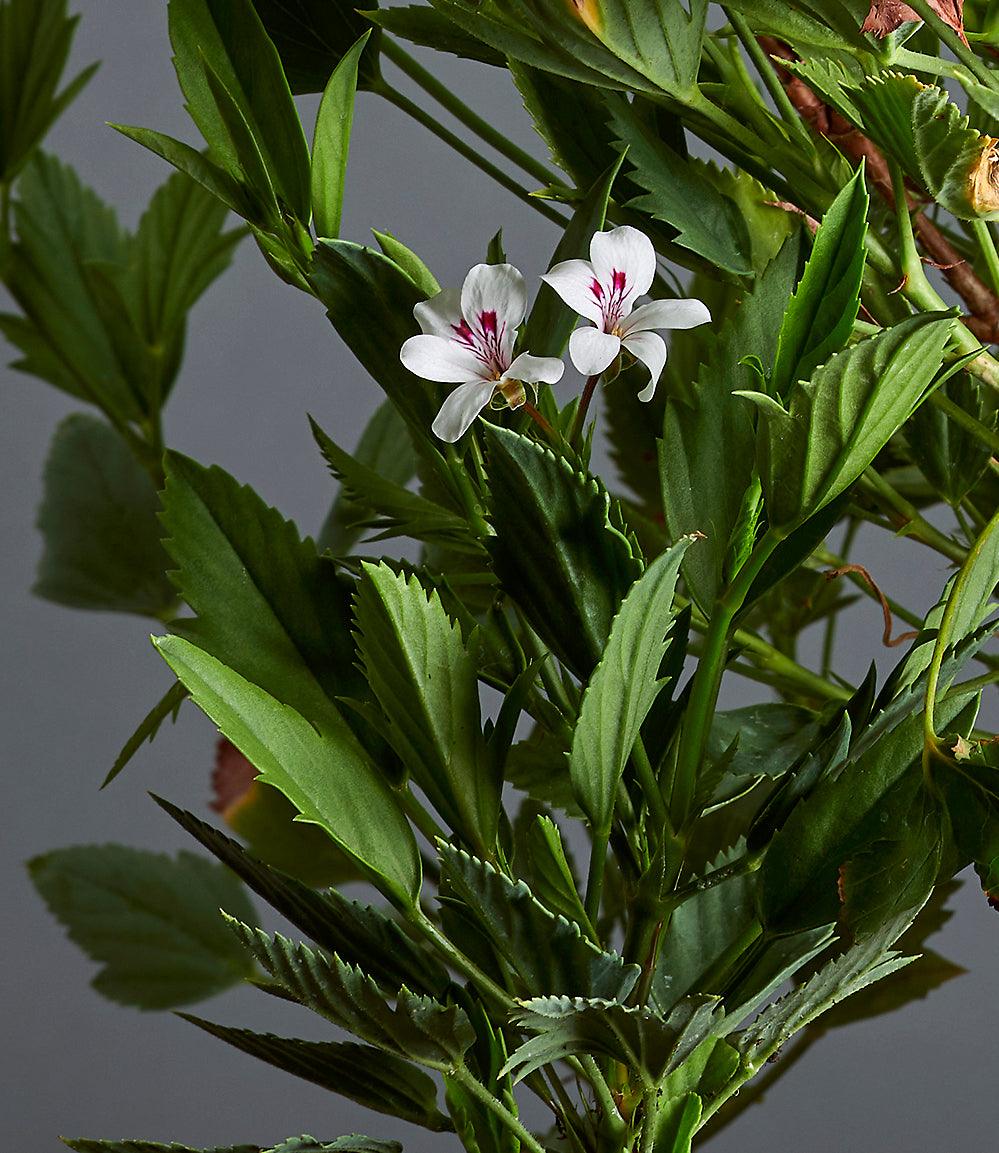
[400, 263, 565, 442]
[540, 225, 711, 401]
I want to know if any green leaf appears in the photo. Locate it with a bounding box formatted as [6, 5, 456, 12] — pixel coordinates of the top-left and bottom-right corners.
[103, 681, 188, 787]
[366, 6, 504, 67]
[250, 0, 382, 92]
[311, 33, 368, 239]
[5, 152, 140, 422]
[265, 1141, 400, 1153]
[759, 688, 973, 934]
[33, 415, 175, 616]
[310, 240, 438, 444]
[28, 845, 256, 1009]
[736, 909, 922, 1065]
[743, 312, 955, 530]
[0, 0, 97, 182]
[227, 920, 474, 1070]
[906, 374, 996, 506]
[569, 537, 690, 832]
[706, 703, 823, 806]
[353, 562, 496, 850]
[168, 0, 311, 220]
[484, 424, 642, 678]
[438, 843, 638, 999]
[608, 98, 753, 275]
[160, 451, 370, 736]
[502, 994, 721, 1085]
[509, 62, 618, 188]
[525, 815, 592, 931]
[155, 636, 421, 907]
[371, 230, 441, 297]
[522, 154, 625, 360]
[154, 797, 448, 994]
[110, 124, 253, 219]
[660, 236, 800, 611]
[178, 1018, 452, 1131]
[851, 73, 999, 220]
[311, 417, 466, 551]
[770, 166, 868, 398]
[63, 1143, 258, 1153]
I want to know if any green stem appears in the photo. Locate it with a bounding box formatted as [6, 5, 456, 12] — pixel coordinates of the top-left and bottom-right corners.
[671, 532, 783, 828]
[724, 9, 813, 150]
[631, 734, 669, 835]
[929, 389, 999, 455]
[972, 219, 999, 297]
[584, 826, 610, 932]
[859, 470, 967, 565]
[904, 0, 999, 91]
[377, 82, 567, 226]
[570, 373, 602, 447]
[450, 1064, 548, 1153]
[578, 1054, 630, 1144]
[381, 38, 560, 189]
[410, 908, 517, 1014]
[446, 444, 492, 539]
[400, 786, 447, 846]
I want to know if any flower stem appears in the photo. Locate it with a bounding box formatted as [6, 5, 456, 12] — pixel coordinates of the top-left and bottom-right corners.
[376, 81, 567, 226]
[570, 374, 601, 447]
[381, 37, 560, 189]
[523, 401, 558, 443]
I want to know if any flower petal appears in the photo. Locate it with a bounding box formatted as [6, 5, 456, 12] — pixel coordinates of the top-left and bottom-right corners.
[401, 333, 487, 383]
[569, 326, 621, 376]
[461, 263, 528, 334]
[589, 226, 656, 303]
[413, 287, 462, 337]
[431, 379, 498, 442]
[621, 297, 711, 336]
[540, 259, 604, 325]
[622, 330, 668, 402]
[506, 351, 565, 385]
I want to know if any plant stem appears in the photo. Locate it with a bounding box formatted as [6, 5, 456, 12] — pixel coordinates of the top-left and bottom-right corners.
[381, 37, 560, 189]
[904, 0, 999, 91]
[410, 908, 517, 1013]
[584, 826, 610, 932]
[972, 219, 999, 297]
[723, 9, 813, 150]
[450, 1065, 548, 1153]
[929, 389, 999, 455]
[377, 81, 567, 226]
[858, 469, 967, 565]
[578, 1054, 630, 1144]
[570, 374, 601, 447]
[631, 734, 669, 834]
[671, 532, 783, 828]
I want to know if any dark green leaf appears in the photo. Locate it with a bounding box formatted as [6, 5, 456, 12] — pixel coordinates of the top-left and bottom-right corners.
[310, 240, 438, 445]
[28, 844, 256, 1009]
[227, 920, 474, 1069]
[63, 1142, 257, 1153]
[177, 1018, 451, 1131]
[503, 994, 721, 1084]
[484, 424, 642, 678]
[438, 843, 638, 999]
[265, 1140, 400, 1153]
[33, 415, 175, 616]
[0, 0, 97, 181]
[661, 237, 800, 610]
[743, 313, 955, 530]
[311, 33, 368, 239]
[312, 417, 466, 551]
[154, 797, 448, 994]
[353, 562, 496, 850]
[168, 0, 311, 219]
[770, 166, 869, 398]
[155, 636, 422, 906]
[366, 6, 503, 66]
[569, 537, 690, 831]
[103, 681, 188, 787]
[251, 0, 382, 92]
[608, 98, 752, 275]
[525, 815, 591, 931]
[906, 374, 996, 505]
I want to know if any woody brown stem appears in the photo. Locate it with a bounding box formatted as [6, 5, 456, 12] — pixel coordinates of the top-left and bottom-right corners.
[759, 36, 999, 344]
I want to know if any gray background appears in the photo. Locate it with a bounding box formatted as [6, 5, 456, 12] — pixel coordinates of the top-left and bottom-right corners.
[2, 3, 996, 1149]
